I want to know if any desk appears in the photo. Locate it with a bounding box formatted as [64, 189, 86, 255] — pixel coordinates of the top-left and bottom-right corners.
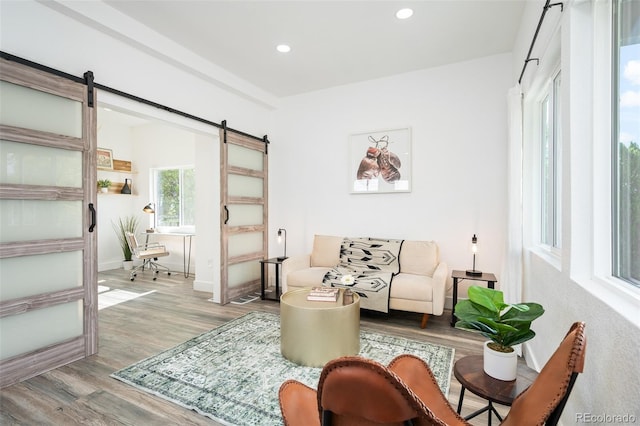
[451, 270, 497, 326]
[259, 257, 284, 301]
[454, 355, 537, 425]
[143, 232, 194, 278]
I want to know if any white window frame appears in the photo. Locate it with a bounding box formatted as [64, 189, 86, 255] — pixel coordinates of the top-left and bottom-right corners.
[527, 55, 562, 267]
[612, 0, 640, 288]
[540, 70, 562, 253]
[579, 0, 640, 324]
[150, 165, 195, 233]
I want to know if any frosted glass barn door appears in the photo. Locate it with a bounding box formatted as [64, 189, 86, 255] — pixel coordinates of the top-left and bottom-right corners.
[0, 59, 97, 387]
[220, 127, 268, 304]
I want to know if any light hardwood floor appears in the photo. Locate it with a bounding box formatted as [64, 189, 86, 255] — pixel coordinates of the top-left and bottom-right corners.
[0, 268, 511, 425]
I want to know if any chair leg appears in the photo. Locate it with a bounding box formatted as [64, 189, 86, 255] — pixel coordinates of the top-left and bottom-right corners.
[130, 259, 170, 281]
[129, 259, 152, 281]
[148, 259, 171, 280]
[420, 313, 429, 328]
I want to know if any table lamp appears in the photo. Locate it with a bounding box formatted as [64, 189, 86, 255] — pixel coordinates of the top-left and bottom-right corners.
[277, 228, 287, 261]
[143, 202, 156, 233]
[466, 234, 482, 276]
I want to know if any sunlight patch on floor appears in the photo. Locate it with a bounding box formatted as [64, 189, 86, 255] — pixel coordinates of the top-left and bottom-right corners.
[99, 288, 156, 310]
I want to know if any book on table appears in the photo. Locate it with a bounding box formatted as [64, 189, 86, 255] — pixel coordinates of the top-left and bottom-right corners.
[307, 287, 340, 301]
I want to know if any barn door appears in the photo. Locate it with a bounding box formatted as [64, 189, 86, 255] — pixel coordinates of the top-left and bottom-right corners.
[0, 58, 97, 387]
[220, 125, 268, 304]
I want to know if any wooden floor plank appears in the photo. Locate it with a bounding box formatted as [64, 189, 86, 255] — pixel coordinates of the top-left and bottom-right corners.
[0, 269, 513, 425]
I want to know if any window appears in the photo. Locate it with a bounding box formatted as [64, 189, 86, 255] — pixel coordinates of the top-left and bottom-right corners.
[613, 0, 640, 287]
[151, 166, 195, 229]
[540, 71, 562, 249]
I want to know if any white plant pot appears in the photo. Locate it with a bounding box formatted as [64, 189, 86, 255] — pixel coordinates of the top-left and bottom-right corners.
[100, 187, 109, 193]
[483, 341, 517, 381]
[122, 260, 134, 270]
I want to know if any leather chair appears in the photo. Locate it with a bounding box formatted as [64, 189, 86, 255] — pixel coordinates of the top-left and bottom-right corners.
[279, 356, 463, 426]
[279, 322, 586, 426]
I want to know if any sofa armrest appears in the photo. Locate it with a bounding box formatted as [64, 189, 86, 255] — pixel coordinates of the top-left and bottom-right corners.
[431, 262, 448, 316]
[281, 254, 311, 293]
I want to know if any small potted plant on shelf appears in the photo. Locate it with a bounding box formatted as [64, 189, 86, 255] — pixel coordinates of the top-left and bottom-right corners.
[454, 285, 544, 381]
[98, 179, 111, 193]
[112, 215, 139, 270]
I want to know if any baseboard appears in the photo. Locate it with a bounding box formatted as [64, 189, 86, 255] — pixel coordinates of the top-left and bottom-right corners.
[99, 261, 122, 272]
[193, 279, 214, 294]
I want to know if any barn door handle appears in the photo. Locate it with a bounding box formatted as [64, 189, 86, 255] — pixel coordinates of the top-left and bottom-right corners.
[88, 203, 96, 232]
[224, 205, 229, 224]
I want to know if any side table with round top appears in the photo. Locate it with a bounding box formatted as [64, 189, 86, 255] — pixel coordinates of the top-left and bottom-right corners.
[280, 288, 360, 367]
[454, 355, 538, 425]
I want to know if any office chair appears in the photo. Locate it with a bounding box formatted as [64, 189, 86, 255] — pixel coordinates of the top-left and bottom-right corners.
[279, 322, 586, 426]
[125, 232, 171, 281]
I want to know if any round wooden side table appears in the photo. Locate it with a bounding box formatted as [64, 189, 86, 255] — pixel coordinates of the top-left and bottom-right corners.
[454, 355, 538, 425]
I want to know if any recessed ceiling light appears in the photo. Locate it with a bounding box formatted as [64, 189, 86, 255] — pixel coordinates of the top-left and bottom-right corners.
[276, 44, 291, 53]
[396, 8, 413, 19]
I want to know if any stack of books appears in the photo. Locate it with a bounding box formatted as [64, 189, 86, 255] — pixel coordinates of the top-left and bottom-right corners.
[306, 287, 340, 302]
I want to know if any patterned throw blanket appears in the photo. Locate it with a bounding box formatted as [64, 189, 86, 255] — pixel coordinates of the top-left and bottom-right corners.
[323, 237, 403, 313]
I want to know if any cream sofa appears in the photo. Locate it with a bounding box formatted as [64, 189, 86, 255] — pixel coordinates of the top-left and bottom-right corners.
[282, 235, 448, 328]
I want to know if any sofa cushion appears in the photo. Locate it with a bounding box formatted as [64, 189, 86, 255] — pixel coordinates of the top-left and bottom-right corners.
[390, 273, 434, 302]
[310, 235, 343, 267]
[399, 240, 439, 277]
[287, 267, 333, 289]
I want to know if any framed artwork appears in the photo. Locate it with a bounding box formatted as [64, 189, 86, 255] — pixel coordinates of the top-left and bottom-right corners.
[349, 127, 411, 194]
[97, 148, 113, 170]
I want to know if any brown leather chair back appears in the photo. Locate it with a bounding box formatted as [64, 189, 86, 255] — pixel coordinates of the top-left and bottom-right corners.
[316, 356, 445, 426]
[501, 321, 587, 426]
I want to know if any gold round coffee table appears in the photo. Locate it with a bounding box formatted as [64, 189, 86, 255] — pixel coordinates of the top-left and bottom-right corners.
[280, 288, 360, 367]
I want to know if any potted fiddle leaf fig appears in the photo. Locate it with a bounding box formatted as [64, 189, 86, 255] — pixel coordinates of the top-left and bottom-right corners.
[454, 285, 544, 381]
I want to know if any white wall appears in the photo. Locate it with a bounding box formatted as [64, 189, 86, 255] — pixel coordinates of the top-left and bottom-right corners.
[96, 113, 137, 271]
[271, 53, 513, 304]
[514, 0, 639, 423]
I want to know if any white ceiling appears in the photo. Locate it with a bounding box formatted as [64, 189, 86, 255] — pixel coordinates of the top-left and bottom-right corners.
[104, 0, 526, 98]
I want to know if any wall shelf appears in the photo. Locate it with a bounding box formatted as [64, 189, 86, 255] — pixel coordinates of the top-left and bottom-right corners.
[98, 158, 136, 195]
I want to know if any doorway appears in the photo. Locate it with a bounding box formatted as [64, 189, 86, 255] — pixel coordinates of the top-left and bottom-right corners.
[95, 94, 219, 298]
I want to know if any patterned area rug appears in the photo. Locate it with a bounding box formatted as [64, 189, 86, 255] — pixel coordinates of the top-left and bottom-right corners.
[111, 311, 455, 426]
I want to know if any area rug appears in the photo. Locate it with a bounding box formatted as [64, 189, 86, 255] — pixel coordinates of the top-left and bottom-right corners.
[111, 311, 455, 426]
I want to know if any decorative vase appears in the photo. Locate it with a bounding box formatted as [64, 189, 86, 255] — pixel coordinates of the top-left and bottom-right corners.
[120, 178, 132, 194]
[483, 341, 517, 381]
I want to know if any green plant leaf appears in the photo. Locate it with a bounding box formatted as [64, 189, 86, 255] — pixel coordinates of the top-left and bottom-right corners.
[454, 320, 497, 337]
[501, 303, 545, 323]
[502, 329, 536, 347]
[454, 286, 544, 349]
[467, 285, 508, 313]
[454, 299, 499, 322]
[112, 216, 139, 261]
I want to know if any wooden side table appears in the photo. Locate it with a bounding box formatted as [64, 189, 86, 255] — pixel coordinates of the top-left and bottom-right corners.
[450, 270, 497, 326]
[454, 355, 537, 425]
[259, 257, 285, 301]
